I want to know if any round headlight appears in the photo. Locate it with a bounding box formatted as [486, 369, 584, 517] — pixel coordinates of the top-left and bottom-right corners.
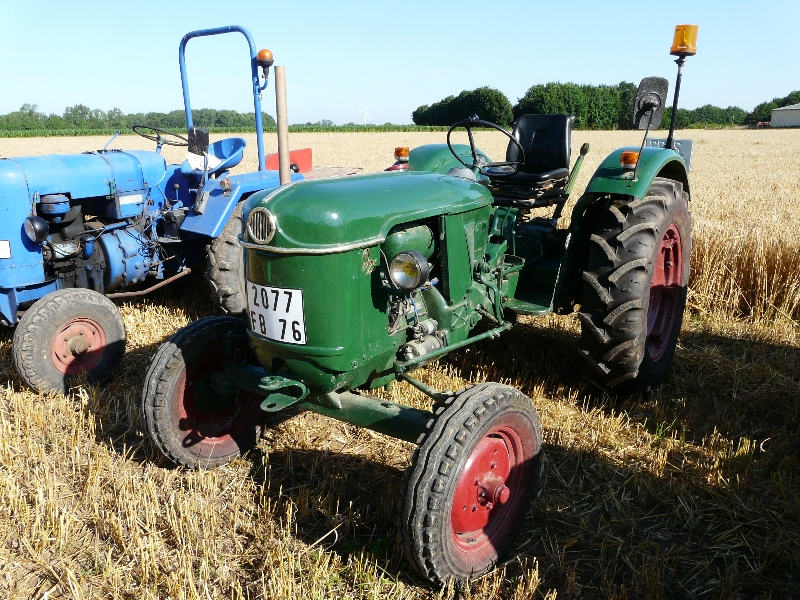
[389, 251, 430, 290]
[247, 207, 277, 244]
[24, 215, 49, 245]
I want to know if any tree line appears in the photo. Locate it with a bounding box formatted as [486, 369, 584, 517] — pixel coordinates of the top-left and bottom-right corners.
[2, 87, 798, 136]
[412, 84, 800, 129]
[0, 104, 277, 134]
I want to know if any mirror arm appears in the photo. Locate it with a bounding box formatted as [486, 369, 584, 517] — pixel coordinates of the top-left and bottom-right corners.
[632, 112, 654, 182]
[665, 55, 686, 150]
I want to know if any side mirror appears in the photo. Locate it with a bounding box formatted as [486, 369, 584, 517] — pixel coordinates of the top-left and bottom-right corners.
[188, 126, 210, 156]
[633, 77, 669, 130]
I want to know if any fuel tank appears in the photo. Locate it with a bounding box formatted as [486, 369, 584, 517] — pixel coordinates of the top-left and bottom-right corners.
[6, 150, 167, 200]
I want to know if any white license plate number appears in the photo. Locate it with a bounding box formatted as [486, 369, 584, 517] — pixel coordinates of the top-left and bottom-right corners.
[246, 281, 306, 345]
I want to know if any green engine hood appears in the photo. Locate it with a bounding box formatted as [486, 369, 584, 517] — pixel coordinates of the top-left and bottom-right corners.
[244, 171, 493, 251]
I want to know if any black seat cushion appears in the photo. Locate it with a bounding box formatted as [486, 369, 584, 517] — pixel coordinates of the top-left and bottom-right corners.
[488, 114, 573, 188]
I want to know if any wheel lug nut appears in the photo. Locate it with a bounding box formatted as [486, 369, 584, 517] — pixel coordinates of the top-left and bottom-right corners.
[496, 485, 510, 504]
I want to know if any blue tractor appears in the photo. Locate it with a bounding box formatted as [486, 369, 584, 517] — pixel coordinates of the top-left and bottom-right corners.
[1, 26, 303, 393]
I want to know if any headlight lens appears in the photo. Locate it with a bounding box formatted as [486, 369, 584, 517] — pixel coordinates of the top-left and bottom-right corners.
[247, 207, 277, 244]
[24, 215, 49, 244]
[389, 251, 430, 290]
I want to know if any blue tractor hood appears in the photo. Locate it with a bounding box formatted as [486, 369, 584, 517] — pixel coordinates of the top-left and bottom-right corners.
[6, 150, 167, 199]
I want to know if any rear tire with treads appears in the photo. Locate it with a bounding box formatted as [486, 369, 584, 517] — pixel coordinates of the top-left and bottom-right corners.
[578, 178, 690, 395]
[206, 202, 247, 316]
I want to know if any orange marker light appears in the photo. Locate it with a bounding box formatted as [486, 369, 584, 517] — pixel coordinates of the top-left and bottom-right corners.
[257, 48, 274, 68]
[620, 151, 640, 169]
[394, 147, 410, 162]
[670, 24, 698, 56]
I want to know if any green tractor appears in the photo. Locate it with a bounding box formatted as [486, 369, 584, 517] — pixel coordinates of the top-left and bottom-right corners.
[141, 29, 697, 585]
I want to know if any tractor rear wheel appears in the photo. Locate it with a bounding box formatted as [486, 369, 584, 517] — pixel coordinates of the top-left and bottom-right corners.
[13, 288, 126, 394]
[206, 202, 247, 316]
[578, 177, 691, 394]
[400, 383, 543, 585]
[140, 315, 264, 469]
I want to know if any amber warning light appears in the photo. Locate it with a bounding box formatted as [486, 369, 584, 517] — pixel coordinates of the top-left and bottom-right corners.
[670, 24, 698, 56]
[385, 147, 410, 171]
[256, 48, 274, 68]
[620, 151, 639, 169]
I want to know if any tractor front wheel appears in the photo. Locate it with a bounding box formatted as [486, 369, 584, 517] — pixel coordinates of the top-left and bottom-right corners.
[140, 315, 264, 469]
[13, 288, 126, 394]
[578, 177, 691, 394]
[206, 202, 247, 316]
[400, 383, 543, 585]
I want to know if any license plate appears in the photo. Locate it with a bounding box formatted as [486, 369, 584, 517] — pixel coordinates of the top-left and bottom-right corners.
[246, 280, 307, 345]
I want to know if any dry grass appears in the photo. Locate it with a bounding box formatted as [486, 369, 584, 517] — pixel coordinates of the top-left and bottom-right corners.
[0, 130, 799, 598]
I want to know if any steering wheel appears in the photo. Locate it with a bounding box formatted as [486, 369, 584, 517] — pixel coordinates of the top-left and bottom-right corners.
[447, 114, 525, 177]
[132, 125, 189, 147]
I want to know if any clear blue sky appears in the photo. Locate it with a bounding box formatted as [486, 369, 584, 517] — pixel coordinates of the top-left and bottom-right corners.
[1, 0, 797, 124]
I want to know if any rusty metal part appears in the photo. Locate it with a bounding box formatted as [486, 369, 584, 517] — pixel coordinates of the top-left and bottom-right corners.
[106, 268, 192, 299]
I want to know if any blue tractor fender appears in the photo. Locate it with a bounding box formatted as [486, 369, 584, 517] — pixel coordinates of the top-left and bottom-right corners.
[179, 169, 304, 238]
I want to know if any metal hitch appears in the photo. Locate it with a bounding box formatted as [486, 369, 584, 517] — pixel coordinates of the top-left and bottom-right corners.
[259, 375, 309, 412]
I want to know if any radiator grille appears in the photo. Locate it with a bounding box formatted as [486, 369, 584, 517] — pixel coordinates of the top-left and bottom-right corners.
[247, 207, 276, 244]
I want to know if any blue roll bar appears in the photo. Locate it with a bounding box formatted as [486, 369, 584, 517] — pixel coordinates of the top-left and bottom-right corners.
[179, 25, 267, 172]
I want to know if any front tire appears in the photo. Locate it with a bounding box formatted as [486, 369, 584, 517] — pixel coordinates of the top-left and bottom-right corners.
[13, 288, 126, 394]
[140, 315, 264, 469]
[578, 178, 691, 394]
[206, 202, 247, 316]
[400, 383, 543, 585]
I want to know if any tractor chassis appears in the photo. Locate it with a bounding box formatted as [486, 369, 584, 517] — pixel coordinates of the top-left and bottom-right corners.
[207, 330, 491, 444]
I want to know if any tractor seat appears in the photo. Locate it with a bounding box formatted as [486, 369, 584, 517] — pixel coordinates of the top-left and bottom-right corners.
[485, 114, 573, 206]
[181, 137, 246, 179]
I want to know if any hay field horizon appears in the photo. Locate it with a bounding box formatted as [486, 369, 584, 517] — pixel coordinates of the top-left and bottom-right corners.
[1, 130, 799, 598]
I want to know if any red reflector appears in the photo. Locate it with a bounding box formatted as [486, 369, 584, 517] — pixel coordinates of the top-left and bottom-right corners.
[265, 148, 313, 173]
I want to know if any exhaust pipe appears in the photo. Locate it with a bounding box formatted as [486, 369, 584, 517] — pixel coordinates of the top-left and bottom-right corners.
[274, 65, 291, 185]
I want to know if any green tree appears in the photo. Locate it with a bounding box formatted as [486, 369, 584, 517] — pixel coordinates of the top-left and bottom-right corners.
[616, 81, 638, 130]
[412, 88, 512, 126]
[513, 83, 588, 126]
[106, 108, 126, 128]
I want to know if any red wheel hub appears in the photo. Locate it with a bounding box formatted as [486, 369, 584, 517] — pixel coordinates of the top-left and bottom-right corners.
[647, 223, 683, 361]
[50, 318, 106, 375]
[172, 350, 261, 459]
[450, 425, 526, 556]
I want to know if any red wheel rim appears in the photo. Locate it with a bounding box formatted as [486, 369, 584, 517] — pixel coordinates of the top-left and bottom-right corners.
[450, 424, 527, 561]
[647, 223, 683, 361]
[172, 348, 262, 459]
[50, 318, 106, 375]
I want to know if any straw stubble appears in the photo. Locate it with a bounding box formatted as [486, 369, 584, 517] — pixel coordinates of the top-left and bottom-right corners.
[0, 129, 798, 597]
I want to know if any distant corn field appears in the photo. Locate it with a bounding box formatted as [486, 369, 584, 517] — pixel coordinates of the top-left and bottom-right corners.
[0, 129, 798, 598]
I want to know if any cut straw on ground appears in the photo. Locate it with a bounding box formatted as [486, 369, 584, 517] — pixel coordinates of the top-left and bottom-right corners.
[0, 130, 798, 598]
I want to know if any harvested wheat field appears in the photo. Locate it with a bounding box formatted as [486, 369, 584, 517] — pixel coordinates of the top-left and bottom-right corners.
[1, 129, 799, 599]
